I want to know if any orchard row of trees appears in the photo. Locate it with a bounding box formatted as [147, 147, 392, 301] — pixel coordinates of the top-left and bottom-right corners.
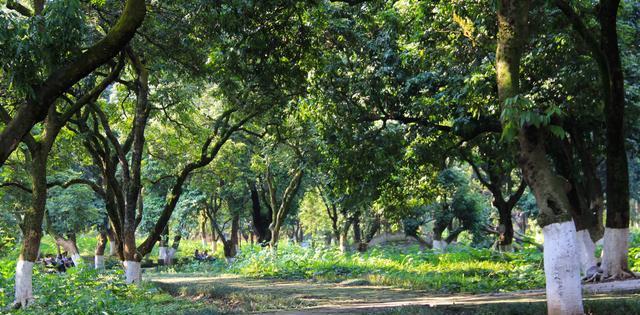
[1, 0, 639, 314]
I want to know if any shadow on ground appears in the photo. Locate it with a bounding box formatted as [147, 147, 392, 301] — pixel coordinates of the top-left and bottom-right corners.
[148, 273, 640, 314]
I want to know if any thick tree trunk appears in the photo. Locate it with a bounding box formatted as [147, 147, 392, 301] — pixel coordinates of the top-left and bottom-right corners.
[14, 151, 47, 308]
[496, 203, 514, 251]
[95, 223, 108, 269]
[268, 168, 304, 249]
[576, 229, 597, 276]
[54, 235, 81, 267]
[124, 260, 141, 284]
[432, 218, 448, 252]
[250, 181, 272, 244]
[338, 218, 353, 253]
[223, 213, 240, 259]
[599, 0, 631, 279]
[542, 221, 583, 315]
[601, 228, 631, 278]
[496, 1, 582, 313]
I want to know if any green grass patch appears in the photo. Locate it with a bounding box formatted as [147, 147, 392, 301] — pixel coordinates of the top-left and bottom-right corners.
[156, 243, 546, 294]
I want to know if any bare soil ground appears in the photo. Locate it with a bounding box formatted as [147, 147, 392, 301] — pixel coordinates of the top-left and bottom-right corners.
[148, 273, 640, 314]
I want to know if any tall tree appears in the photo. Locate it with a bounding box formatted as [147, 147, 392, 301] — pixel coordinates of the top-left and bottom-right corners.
[554, 0, 632, 279]
[496, 1, 583, 313]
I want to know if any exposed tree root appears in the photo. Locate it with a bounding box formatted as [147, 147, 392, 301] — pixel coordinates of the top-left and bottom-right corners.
[603, 269, 636, 281]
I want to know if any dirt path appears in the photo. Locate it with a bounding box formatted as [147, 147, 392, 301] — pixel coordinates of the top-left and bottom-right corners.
[148, 274, 640, 314]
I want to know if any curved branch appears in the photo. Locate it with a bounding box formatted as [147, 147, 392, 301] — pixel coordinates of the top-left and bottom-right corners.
[0, 0, 146, 166]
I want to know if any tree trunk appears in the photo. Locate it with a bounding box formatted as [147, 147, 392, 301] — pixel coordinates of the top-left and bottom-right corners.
[107, 225, 118, 257]
[223, 213, 240, 259]
[358, 215, 381, 252]
[268, 168, 304, 249]
[54, 235, 81, 267]
[14, 150, 47, 308]
[297, 225, 304, 244]
[496, 203, 514, 252]
[548, 134, 602, 275]
[165, 235, 181, 265]
[95, 230, 108, 270]
[338, 218, 353, 253]
[158, 228, 169, 265]
[124, 260, 141, 285]
[432, 218, 448, 252]
[599, 0, 631, 280]
[496, 1, 582, 313]
[211, 224, 218, 253]
[353, 214, 362, 245]
[200, 214, 208, 248]
[250, 181, 272, 244]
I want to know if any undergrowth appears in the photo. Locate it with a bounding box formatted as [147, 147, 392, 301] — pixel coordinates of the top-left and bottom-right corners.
[158, 244, 547, 294]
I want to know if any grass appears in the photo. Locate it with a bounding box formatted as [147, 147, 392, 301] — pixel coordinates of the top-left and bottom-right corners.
[154, 278, 317, 313]
[156, 243, 547, 294]
[0, 237, 218, 314]
[0, 258, 209, 314]
[2, 231, 640, 313]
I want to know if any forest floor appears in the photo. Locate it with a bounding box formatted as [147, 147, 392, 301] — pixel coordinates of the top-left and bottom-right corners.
[148, 273, 640, 314]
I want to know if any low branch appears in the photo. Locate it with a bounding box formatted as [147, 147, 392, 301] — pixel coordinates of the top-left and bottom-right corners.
[483, 226, 543, 251]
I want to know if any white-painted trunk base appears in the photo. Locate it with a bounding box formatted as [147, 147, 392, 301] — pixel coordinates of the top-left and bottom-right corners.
[542, 221, 583, 315]
[124, 261, 142, 284]
[166, 248, 177, 265]
[71, 253, 82, 267]
[576, 229, 598, 275]
[158, 246, 167, 264]
[497, 244, 513, 252]
[109, 243, 117, 256]
[94, 255, 105, 270]
[432, 240, 446, 252]
[14, 260, 34, 307]
[601, 227, 630, 278]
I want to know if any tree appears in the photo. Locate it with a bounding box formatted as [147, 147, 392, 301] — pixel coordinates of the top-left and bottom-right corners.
[0, 0, 145, 165]
[463, 137, 526, 251]
[3, 56, 123, 307]
[554, 0, 633, 280]
[496, 1, 582, 313]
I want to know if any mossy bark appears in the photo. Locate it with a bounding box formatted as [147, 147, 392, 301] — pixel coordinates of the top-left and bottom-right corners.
[496, 1, 582, 313]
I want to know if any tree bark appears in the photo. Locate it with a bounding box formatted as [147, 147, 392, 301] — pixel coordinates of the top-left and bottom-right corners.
[555, 0, 631, 280]
[200, 211, 208, 248]
[95, 230, 108, 270]
[496, 203, 514, 251]
[496, 1, 582, 313]
[249, 180, 272, 244]
[268, 167, 304, 249]
[339, 218, 353, 253]
[14, 150, 47, 308]
[599, 0, 631, 280]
